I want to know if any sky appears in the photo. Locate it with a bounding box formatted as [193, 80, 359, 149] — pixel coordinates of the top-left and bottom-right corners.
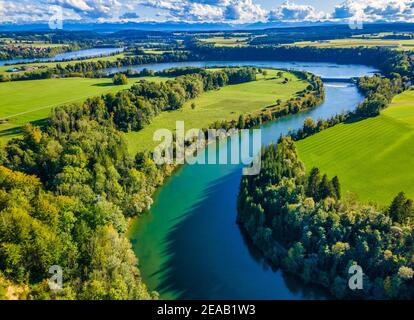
[0, 0, 413, 24]
[257, 0, 343, 11]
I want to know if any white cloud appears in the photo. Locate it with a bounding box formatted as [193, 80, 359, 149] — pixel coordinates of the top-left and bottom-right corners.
[186, 3, 223, 21]
[51, 0, 123, 18]
[140, 0, 266, 23]
[268, 1, 325, 21]
[332, 0, 414, 23]
[224, 0, 266, 22]
[55, 0, 93, 12]
[1, 1, 74, 23]
[0, 0, 414, 24]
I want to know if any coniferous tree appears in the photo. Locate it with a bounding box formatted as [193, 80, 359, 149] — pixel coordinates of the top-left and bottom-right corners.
[318, 174, 333, 200]
[389, 192, 414, 224]
[306, 167, 321, 199]
[332, 176, 341, 200]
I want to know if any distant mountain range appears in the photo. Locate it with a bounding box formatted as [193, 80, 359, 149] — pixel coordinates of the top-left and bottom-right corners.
[0, 21, 347, 33]
[1, 21, 414, 33]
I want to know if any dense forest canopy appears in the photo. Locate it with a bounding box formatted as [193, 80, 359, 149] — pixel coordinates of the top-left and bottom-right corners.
[0, 67, 261, 298]
[238, 137, 414, 299]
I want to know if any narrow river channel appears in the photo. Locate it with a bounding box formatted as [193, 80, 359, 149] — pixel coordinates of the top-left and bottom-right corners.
[128, 61, 378, 300]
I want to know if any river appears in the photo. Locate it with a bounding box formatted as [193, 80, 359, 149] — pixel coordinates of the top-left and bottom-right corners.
[0, 47, 123, 66]
[127, 61, 378, 300]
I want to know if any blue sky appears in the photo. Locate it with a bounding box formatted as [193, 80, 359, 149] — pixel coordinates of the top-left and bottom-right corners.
[0, 1, 413, 24]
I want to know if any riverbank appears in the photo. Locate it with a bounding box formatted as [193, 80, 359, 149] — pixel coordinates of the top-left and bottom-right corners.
[127, 62, 372, 300]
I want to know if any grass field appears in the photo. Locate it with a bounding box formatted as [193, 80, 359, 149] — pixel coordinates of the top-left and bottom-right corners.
[296, 89, 414, 206]
[126, 69, 308, 154]
[291, 38, 414, 51]
[199, 36, 249, 47]
[0, 76, 167, 142]
[142, 49, 172, 55]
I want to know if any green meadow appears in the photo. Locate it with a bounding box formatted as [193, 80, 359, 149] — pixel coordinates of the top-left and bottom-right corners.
[291, 38, 414, 51]
[126, 69, 307, 154]
[0, 76, 167, 142]
[296, 89, 414, 206]
[199, 36, 249, 47]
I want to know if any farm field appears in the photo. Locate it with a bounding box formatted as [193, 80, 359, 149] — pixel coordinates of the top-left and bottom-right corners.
[142, 49, 172, 55]
[296, 89, 414, 206]
[0, 76, 168, 142]
[199, 36, 249, 47]
[126, 69, 307, 154]
[291, 38, 414, 51]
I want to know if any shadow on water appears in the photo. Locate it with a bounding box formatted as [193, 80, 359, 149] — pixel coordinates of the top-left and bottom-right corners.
[153, 171, 241, 300]
[237, 227, 333, 300]
[151, 168, 330, 300]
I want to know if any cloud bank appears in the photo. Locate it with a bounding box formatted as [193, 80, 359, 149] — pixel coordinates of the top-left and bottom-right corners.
[268, 1, 327, 22]
[332, 0, 414, 22]
[0, 0, 413, 24]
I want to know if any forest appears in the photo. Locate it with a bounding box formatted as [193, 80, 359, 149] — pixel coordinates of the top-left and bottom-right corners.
[237, 137, 414, 299]
[0, 67, 260, 299]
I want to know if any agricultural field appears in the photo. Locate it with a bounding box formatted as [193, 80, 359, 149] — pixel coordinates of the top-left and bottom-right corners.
[126, 69, 307, 154]
[296, 89, 414, 206]
[0, 76, 168, 142]
[198, 36, 250, 47]
[142, 49, 172, 55]
[291, 38, 414, 51]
